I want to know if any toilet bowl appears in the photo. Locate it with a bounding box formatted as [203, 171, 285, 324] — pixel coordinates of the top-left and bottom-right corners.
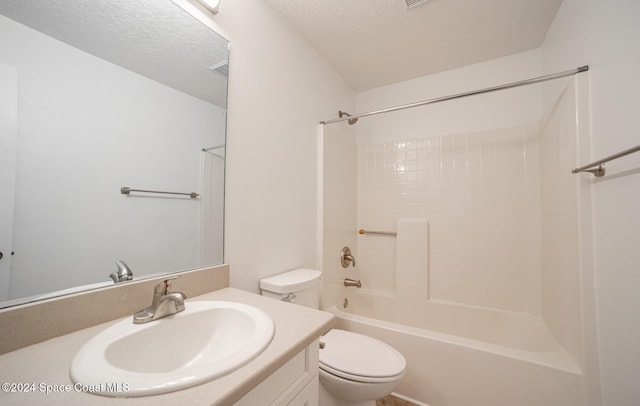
[318, 329, 405, 406]
[260, 269, 406, 406]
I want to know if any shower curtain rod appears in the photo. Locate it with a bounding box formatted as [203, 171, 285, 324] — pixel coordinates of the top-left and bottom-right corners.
[320, 65, 589, 125]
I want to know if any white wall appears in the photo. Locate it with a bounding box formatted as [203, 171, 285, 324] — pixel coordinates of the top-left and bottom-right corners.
[355, 49, 543, 145]
[542, 0, 640, 405]
[319, 124, 356, 309]
[205, 0, 355, 292]
[539, 78, 584, 368]
[0, 15, 226, 298]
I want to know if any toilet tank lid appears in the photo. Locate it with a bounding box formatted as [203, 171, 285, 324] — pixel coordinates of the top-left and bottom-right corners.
[259, 268, 322, 293]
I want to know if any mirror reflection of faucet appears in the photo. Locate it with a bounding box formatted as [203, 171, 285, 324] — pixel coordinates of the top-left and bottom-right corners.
[110, 260, 133, 283]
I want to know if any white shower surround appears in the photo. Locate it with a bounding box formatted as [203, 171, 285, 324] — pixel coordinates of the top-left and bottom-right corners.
[320, 50, 591, 405]
[356, 123, 542, 315]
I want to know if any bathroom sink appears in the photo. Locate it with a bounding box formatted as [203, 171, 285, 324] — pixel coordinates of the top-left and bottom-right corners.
[70, 301, 274, 396]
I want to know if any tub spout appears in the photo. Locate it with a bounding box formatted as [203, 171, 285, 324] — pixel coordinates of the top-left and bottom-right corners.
[344, 278, 362, 288]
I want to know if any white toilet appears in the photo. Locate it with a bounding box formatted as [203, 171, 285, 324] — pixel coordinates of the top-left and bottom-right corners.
[260, 268, 406, 406]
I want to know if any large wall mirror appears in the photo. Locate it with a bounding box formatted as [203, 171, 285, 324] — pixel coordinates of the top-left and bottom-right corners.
[0, 0, 228, 308]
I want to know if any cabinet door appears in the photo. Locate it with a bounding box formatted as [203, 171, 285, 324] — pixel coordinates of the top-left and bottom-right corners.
[235, 339, 320, 406]
[287, 377, 319, 406]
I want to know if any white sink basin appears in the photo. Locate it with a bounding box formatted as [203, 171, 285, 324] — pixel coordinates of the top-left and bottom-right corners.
[70, 301, 274, 397]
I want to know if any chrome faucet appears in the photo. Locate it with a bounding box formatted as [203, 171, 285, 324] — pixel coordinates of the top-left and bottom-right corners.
[344, 278, 362, 288]
[133, 277, 186, 324]
[110, 260, 133, 283]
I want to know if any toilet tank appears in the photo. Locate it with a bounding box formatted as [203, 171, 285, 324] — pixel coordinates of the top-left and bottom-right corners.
[259, 268, 321, 309]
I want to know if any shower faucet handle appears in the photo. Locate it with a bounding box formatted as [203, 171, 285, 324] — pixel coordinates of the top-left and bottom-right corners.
[340, 247, 356, 268]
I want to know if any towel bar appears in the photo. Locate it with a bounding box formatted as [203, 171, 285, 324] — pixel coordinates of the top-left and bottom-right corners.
[120, 187, 199, 199]
[358, 229, 397, 237]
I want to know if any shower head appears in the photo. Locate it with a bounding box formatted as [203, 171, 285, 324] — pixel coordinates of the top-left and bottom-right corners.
[338, 110, 358, 125]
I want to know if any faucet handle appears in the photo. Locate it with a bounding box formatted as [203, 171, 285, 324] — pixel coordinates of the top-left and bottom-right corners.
[340, 247, 356, 268]
[152, 277, 179, 302]
[162, 276, 179, 293]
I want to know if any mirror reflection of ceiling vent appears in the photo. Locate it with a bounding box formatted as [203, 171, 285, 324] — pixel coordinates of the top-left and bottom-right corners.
[208, 60, 229, 78]
[404, 0, 428, 9]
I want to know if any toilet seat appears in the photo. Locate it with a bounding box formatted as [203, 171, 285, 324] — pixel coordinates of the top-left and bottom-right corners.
[319, 329, 406, 384]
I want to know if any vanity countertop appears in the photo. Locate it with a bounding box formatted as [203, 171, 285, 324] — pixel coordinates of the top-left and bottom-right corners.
[0, 287, 335, 406]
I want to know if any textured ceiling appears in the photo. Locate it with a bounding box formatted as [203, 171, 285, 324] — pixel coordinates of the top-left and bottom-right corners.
[0, 0, 229, 107]
[263, 0, 564, 91]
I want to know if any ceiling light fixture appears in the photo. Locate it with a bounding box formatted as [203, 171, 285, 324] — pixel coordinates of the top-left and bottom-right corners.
[195, 0, 220, 15]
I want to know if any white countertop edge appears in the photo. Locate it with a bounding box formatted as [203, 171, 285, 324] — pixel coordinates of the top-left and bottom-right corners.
[0, 287, 335, 406]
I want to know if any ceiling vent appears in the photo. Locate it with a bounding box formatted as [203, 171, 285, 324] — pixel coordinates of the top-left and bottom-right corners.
[208, 60, 229, 78]
[404, 0, 429, 9]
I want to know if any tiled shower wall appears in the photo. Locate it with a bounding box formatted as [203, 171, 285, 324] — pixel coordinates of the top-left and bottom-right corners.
[357, 125, 543, 316]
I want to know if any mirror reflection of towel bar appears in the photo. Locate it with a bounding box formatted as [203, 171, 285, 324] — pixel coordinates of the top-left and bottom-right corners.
[358, 229, 397, 236]
[202, 144, 225, 152]
[120, 187, 199, 199]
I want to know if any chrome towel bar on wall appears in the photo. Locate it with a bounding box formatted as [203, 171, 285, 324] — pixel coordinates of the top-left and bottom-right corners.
[120, 187, 199, 199]
[571, 143, 640, 177]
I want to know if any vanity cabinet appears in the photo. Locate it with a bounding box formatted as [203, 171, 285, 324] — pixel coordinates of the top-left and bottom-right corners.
[0, 287, 334, 406]
[235, 339, 320, 406]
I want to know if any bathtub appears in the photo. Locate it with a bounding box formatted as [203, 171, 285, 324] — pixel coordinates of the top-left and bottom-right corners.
[330, 291, 585, 406]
